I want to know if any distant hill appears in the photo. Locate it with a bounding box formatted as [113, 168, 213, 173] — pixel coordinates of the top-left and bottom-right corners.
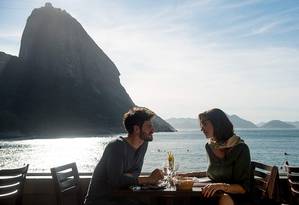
[285, 121, 299, 128]
[166, 114, 257, 129]
[261, 120, 296, 128]
[229, 115, 257, 128]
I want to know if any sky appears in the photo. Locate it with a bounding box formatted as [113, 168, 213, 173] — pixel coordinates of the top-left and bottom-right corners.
[0, 0, 299, 123]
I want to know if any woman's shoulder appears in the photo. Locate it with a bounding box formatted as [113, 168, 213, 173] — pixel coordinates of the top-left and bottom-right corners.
[234, 142, 249, 149]
[230, 142, 250, 156]
[205, 142, 211, 151]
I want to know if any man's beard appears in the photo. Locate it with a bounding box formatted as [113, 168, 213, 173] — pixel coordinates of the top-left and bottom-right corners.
[139, 131, 153, 142]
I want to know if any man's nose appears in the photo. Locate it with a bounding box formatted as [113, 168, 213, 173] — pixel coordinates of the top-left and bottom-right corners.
[152, 127, 155, 133]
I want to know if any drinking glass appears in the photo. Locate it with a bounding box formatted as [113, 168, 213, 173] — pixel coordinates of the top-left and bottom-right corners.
[162, 161, 171, 187]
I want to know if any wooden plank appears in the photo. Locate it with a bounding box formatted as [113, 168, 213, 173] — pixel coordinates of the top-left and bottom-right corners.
[254, 170, 268, 179]
[51, 163, 76, 173]
[57, 170, 74, 182]
[60, 178, 76, 191]
[0, 182, 20, 195]
[252, 161, 273, 172]
[254, 178, 267, 192]
[291, 187, 299, 195]
[287, 166, 299, 173]
[0, 190, 18, 199]
[0, 175, 23, 186]
[0, 165, 28, 176]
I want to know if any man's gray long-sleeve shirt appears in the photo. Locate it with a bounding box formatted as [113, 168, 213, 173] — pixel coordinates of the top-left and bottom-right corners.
[85, 137, 148, 205]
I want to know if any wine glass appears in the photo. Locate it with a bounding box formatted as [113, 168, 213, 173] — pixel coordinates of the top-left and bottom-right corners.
[173, 162, 180, 176]
[162, 161, 171, 187]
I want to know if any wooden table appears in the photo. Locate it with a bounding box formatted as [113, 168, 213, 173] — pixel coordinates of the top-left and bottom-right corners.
[113, 186, 203, 205]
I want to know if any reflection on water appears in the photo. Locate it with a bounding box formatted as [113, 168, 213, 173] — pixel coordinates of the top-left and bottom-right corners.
[0, 136, 114, 172]
[1, 129, 299, 173]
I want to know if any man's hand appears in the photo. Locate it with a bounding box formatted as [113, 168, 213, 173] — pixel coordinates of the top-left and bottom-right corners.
[138, 169, 164, 185]
[149, 169, 164, 183]
[202, 183, 227, 198]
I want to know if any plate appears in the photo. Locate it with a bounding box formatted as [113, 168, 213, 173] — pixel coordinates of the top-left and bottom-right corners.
[130, 183, 167, 191]
[141, 183, 167, 190]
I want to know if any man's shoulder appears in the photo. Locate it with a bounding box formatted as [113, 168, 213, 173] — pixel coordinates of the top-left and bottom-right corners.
[142, 141, 148, 147]
[106, 137, 126, 150]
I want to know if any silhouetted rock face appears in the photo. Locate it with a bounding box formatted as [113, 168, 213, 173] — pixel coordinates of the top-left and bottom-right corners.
[0, 3, 175, 136]
[0, 52, 13, 73]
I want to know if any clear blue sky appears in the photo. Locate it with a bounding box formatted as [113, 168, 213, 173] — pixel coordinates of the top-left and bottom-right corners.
[0, 0, 299, 123]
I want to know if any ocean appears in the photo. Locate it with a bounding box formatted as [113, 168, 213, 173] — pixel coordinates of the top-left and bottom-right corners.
[1, 129, 299, 173]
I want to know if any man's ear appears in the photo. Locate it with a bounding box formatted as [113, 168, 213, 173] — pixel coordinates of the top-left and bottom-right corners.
[133, 125, 140, 134]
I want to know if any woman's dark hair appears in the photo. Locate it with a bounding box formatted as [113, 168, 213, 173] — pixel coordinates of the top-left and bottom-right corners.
[198, 108, 234, 143]
[123, 107, 155, 134]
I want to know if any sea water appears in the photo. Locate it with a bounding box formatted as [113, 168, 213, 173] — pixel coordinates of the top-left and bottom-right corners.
[0, 129, 298, 173]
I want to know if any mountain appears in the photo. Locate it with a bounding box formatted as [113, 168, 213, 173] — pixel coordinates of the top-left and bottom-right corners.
[0, 3, 175, 136]
[166, 114, 257, 129]
[0, 52, 13, 73]
[261, 120, 296, 128]
[229, 114, 257, 128]
[285, 121, 299, 128]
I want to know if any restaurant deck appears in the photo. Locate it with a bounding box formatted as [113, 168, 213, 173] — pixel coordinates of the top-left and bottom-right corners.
[20, 172, 290, 205]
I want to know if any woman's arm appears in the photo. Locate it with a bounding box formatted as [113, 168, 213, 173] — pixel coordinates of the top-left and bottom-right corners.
[202, 183, 246, 198]
[222, 183, 246, 194]
[232, 144, 251, 193]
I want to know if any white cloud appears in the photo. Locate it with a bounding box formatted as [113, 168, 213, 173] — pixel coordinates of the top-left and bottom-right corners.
[1, 0, 299, 121]
[77, 1, 299, 122]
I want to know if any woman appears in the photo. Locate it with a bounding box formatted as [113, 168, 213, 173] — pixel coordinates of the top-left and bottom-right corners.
[182, 108, 251, 205]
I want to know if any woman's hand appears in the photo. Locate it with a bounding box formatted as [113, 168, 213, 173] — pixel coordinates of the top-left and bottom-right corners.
[202, 183, 228, 198]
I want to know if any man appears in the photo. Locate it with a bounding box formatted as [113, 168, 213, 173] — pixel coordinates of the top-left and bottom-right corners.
[85, 107, 164, 205]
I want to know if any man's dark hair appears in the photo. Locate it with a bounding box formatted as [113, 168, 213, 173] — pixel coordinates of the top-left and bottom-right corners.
[198, 108, 234, 143]
[123, 107, 155, 134]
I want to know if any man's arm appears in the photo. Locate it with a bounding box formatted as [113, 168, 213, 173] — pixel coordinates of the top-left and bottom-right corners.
[106, 143, 138, 188]
[131, 142, 148, 178]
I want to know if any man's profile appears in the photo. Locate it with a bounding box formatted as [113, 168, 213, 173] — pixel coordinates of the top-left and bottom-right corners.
[84, 107, 163, 205]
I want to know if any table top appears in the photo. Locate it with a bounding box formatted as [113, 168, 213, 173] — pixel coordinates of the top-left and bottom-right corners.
[112, 176, 213, 198]
[113, 186, 203, 197]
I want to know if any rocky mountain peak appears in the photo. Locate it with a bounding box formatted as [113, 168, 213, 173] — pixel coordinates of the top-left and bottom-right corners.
[0, 4, 175, 136]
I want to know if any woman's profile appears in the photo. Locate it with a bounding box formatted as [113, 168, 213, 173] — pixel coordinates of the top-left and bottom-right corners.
[181, 108, 251, 205]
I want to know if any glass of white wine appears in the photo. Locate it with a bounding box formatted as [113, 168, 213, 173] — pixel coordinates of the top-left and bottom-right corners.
[162, 161, 172, 187]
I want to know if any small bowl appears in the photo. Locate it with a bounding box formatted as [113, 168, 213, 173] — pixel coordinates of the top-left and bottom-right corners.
[175, 177, 194, 191]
